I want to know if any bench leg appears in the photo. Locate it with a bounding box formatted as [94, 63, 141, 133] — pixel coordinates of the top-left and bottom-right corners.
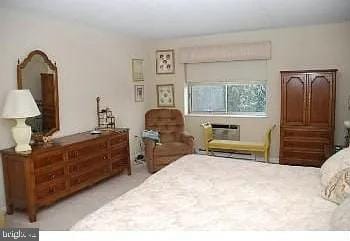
[264, 151, 269, 163]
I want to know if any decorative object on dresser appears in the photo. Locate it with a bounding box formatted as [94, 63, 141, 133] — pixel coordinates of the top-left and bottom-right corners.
[1, 129, 131, 222]
[280, 69, 337, 167]
[1, 90, 41, 153]
[17, 50, 60, 141]
[96, 97, 116, 129]
[156, 49, 175, 74]
[156, 84, 175, 107]
[144, 109, 194, 173]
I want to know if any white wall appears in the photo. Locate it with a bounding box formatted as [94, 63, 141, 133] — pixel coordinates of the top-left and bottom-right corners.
[147, 22, 350, 162]
[0, 8, 151, 208]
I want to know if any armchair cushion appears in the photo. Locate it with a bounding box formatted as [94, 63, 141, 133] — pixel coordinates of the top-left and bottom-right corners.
[154, 142, 193, 157]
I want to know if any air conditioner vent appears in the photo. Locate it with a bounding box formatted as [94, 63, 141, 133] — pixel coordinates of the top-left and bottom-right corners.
[211, 124, 240, 141]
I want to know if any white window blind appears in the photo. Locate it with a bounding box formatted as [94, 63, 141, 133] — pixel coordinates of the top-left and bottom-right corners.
[185, 60, 268, 83]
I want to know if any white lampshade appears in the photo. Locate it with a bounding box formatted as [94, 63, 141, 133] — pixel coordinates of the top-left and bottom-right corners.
[345, 120, 350, 129]
[2, 89, 40, 119]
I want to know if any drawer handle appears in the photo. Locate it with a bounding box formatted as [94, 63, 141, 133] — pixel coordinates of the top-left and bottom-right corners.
[50, 174, 56, 180]
[49, 186, 56, 193]
[103, 155, 108, 160]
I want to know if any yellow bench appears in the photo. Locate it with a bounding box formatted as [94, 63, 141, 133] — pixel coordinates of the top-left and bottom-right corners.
[201, 123, 276, 162]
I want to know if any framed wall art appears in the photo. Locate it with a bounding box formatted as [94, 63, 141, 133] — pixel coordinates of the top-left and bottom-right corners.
[156, 49, 175, 74]
[134, 85, 144, 102]
[156, 84, 175, 107]
[132, 59, 144, 81]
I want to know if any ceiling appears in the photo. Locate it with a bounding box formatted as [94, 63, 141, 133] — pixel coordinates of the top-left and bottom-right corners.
[1, 0, 350, 39]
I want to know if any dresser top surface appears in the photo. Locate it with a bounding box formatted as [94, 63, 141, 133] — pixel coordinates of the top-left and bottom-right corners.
[1, 128, 129, 156]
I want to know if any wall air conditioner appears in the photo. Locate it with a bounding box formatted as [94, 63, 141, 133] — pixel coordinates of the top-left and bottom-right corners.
[211, 124, 240, 141]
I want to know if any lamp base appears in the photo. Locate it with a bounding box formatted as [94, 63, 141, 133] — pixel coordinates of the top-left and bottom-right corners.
[11, 118, 32, 153]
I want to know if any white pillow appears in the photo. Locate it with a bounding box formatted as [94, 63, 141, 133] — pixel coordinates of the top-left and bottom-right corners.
[320, 147, 350, 187]
[322, 167, 350, 204]
[331, 197, 350, 230]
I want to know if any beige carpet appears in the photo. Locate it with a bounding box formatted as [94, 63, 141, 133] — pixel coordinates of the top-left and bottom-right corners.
[5, 163, 150, 230]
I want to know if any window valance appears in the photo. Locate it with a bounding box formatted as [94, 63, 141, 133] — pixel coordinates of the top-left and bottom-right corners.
[178, 41, 271, 63]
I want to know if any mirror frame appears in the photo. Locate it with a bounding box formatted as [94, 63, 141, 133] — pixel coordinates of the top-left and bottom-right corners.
[17, 50, 60, 137]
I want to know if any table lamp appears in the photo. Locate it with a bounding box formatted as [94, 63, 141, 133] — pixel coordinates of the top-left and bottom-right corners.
[1, 89, 41, 153]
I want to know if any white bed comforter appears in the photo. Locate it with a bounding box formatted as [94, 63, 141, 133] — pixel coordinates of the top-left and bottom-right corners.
[71, 154, 336, 231]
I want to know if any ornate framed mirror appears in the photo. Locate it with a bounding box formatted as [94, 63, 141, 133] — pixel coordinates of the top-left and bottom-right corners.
[17, 50, 60, 138]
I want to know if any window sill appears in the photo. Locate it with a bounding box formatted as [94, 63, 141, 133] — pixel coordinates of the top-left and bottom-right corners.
[184, 113, 268, 118]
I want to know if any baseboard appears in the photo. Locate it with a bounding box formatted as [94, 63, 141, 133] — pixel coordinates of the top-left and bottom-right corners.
[197, 148, 280, 164]
[269, 157, 279, 164]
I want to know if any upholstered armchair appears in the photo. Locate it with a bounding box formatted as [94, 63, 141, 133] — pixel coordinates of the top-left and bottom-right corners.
[144, 109, 194, 173]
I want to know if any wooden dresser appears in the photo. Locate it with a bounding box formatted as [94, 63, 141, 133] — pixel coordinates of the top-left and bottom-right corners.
[280, 69, 337, 167]
[1, 129, 131, 222]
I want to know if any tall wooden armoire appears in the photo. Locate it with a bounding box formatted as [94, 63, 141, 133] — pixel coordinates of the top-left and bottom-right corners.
[280, 69, 337, 167]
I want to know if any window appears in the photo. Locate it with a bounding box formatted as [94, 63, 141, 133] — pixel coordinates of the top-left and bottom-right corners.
[188, 81, 267, 116]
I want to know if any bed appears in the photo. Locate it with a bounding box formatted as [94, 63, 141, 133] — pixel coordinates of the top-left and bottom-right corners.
[71, 154, 336, 231]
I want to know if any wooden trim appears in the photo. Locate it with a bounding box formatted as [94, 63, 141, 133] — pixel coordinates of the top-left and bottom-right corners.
[17, 50, 60, 137]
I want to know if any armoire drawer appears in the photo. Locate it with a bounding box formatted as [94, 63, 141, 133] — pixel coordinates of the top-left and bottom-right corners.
[33, 150, 65, 169]
[282, 128, 330, 140]
[282, 140, 328, 151]
[281, 150, 324, 162]
[67, 139, 108, 160]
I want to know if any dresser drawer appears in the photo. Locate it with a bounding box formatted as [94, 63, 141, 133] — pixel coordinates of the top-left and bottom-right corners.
[109, 133, 128, 148]
[111, 160, 125, 174]
[69, 153, 109, 175]
[111, 149, 128, 162]
[35, 179, 66, 201]
[35, 166, 65, 185]
[67, 139, 108, 161]
[70, 164, 109, 187]
[33, 151, 65, 169]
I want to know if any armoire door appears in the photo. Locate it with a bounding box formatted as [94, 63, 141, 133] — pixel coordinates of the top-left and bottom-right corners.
[281, 73, 307, 126]
[307, 72, 335, 128]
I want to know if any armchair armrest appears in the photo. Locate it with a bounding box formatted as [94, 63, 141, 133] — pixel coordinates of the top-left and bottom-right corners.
[143, 139, 156, 156]
[143, 139, 157, 173]
[180, 132, 194, 148]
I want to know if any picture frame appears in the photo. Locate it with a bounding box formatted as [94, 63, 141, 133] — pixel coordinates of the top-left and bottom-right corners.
[156, 84, 175, 107]
[134, 85, 144, 102]
[132, 59, 144, 81]
[156, 49, 175, 74]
